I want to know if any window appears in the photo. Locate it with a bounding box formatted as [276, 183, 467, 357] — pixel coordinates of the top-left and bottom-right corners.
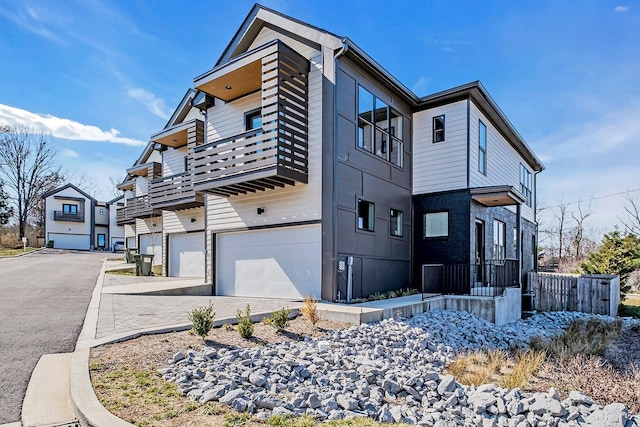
[357, 84, 403, 167]
[390, 208, 403, 237]
[493, 220, 506, 261]
[245, 109, 262, 130]
[99, 208, 104, 215]
[433, 115, 445, 143]
[520, 164, 532, 207]
[63, 204, 78, 214]
[424, 212, 448, 238]
[478, 121, 487, 175]
[357, 199, 375, 232]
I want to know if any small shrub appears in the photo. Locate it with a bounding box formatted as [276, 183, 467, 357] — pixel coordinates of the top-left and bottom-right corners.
[264, 307, 291, 332]
[300, 296, 320, 329]
[222, 323, 233, 331]
[237, 304, 254, 339]
[223, 411, 250, 426]
[187, 302, 215, 341]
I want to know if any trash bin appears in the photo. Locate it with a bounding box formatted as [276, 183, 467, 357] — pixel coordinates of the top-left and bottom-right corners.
[46, 240, 54, 248]
[134, 253, 154, 276]
[125, 248, 139, 263]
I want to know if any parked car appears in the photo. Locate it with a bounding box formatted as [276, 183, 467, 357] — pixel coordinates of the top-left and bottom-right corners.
[112, 241, 125, 252]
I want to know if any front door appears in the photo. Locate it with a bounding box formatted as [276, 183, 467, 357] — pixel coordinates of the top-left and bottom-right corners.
[97, 234, 106, 250]
[475, 221, 485, 284]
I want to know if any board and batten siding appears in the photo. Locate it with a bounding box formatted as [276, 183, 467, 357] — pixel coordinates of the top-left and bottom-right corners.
[162, 146, 187, 177]
[412, 100, 468, 195]
[468, 101, 535, 223]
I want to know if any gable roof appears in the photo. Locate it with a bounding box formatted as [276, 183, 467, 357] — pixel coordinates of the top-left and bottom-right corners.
[107, 194, 124, 205]
[163, 88, 197, 130]
[42, 183, 96, 201]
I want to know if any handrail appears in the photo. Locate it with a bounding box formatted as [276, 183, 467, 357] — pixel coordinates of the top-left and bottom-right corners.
[150, 171, 189, 184]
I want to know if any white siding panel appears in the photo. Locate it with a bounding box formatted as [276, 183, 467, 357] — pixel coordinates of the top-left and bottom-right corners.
[468, 102, 535, 222]
[139, 234, 162, 265]
[163, 208, 204, 234]
[412, 100, 468, 194]
[134, 176, 148, 197]
[207, 92, 261, 142]
[249, 27, 318, 60]
[216, 225, 321, 298]
[163, 147, 187, 177]
[45, 191, 92, 239]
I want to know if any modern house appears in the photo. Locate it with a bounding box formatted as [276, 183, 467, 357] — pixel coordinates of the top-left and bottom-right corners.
[43, 183, 125, 251]
[118, 5, 543, 308]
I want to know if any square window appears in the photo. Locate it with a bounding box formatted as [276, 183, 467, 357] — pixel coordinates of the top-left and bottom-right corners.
[245, 109, 262, 130]
[424, 212, 448, 238]
[433, 115, 445, 143]
[357, 199, 375, 232]
[390, 208, 403, 237]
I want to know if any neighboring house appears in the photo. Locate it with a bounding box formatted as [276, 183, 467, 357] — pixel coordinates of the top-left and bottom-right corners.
[43, 184, 125, 251]
[118, 5, 543, 304]
[107, 195, 125, 248]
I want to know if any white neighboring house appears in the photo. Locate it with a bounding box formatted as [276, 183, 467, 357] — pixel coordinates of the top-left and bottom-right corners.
[43, 184, 124, 251]
[108, 195, 125, 249]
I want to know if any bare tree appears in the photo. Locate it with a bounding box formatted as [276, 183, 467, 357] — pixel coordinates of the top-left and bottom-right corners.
[0, 126, 63, 238]
[553, 200, 569, 262]
[619, 192, 640, 236]
[569, 199, 593, 259]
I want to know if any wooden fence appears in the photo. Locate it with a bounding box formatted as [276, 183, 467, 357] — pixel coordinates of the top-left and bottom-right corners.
[527, 272, 620, 316]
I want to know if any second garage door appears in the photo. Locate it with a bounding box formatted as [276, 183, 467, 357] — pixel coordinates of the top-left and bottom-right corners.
[48, 233, 90, 250]
[139, 234, 162, 265]
[216, 224, 321, 299]
[168, 232, 205, 278]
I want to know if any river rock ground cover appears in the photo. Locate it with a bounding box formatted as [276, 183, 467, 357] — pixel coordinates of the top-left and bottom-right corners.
[90, 311, 640, 426]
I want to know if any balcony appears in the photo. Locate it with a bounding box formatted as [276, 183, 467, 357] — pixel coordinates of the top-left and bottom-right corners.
[193, 40, 309, 196]
[422, 259, 519, 297]
[115, 195, 160, 225]
[53, 211, 84, 222]
[150, 172, 204, 211]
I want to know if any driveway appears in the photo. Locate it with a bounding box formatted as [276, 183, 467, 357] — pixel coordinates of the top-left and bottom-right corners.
[0, 249, 105, 424]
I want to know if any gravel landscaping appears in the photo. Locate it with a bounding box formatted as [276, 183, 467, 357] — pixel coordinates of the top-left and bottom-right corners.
[159, 310, 640, 426]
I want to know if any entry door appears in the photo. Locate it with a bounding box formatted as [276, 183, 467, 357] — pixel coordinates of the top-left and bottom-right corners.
[475, 221, 485, 283]
[97, 234, 106, 249]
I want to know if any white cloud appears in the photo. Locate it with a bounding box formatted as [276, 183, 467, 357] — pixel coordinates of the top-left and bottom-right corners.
[127, 88, 171, 120]
[411, 76, 431, 95]
[0, 104, 146, 146]
[615, 6, 629, 12]
[61, 148, 79, 158]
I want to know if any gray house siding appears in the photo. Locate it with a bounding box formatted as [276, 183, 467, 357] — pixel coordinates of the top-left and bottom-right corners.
[333, 59, 413, 299]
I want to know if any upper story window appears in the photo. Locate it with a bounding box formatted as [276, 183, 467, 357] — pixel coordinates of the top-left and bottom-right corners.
[520, 164, 532, 207]
[245, 109, 262, 130]
[390, 208, 403, 237]
[493, 219, 506, 261]
[357, 199, 375, 232]
[478, 120, 487, 175]
[357, 85, 403, 167]
[99, 208, 104, 215]
[433, 115, 445, 143]
[63, 204, 78, 214]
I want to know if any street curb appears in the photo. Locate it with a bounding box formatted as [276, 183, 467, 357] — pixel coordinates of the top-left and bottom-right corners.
[0, 247, 44, 259]
[75, 259, 107, 350]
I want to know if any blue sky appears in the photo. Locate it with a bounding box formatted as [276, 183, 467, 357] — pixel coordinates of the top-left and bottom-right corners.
[0, 0, 638, 236]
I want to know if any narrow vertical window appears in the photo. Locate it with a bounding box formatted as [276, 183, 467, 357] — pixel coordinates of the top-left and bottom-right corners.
[478, 121, 487, 175]
[493, 220, 506, 261]
[358, 86, 374, 152]
[433, 115, 445, 143]
[390, 208, 403, 237]
[520, 164, 532, 207]
[357, 199, 375, 232]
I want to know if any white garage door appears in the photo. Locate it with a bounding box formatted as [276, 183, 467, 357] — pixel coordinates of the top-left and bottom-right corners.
[216, 224, 321, 299]
[126, 237, 136, 249]
[139, 234, 162, 265]
[48, 233, 90, 250]
[169, 232, 205, 278]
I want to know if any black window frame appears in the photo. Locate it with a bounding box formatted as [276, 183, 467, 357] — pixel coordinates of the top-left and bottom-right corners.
[520, 163, 532, 207]
[493, 219, 506, 261]
[357, 198, 375, 232]
[424, 211, 449, 238]
[433, 115, 445, 143]
[244, 108, 262, 131]
[63, 203, 78, 214]
[478, 120, 487, 175]
[389, 208, 404, 238]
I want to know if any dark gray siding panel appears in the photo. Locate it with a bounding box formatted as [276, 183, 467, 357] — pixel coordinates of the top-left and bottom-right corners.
[336, 69, 356, 119]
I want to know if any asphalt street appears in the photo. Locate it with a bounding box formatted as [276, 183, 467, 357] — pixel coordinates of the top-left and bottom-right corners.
[0, 249, 105, 424]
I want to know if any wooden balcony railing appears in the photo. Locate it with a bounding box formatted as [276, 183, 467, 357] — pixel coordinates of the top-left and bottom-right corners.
[149, 172, 203, 211]
[422, 259, 519, 297]
[116, 195, 159, 225]
[53, 211, 85, 222]
[116, 207, 133, 225]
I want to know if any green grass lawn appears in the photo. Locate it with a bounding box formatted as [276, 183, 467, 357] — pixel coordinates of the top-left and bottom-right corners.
[619, 295, 640, 318]
[0, 247, 39, 257]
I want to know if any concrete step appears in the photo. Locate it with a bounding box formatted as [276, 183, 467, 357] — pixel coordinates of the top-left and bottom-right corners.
[22, 353, 78, 427]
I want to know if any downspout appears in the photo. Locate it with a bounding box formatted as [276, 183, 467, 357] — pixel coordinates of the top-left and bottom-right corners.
[332, 40, 348, 301]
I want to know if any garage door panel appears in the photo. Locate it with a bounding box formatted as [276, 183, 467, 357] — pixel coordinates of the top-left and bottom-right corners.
[49, 233, 90, 250]
[169, 232, 204, 278]
[139, 234, 162, 265]
[217, 225, 321, 299]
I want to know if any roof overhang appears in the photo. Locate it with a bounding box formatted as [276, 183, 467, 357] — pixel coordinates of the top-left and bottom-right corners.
[126, 163, 153, 177]
[470, 186, 526, 207]
[195, 40, 281, 102]
[117, 179, 134, 191]
[151, 119, 199, 148]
